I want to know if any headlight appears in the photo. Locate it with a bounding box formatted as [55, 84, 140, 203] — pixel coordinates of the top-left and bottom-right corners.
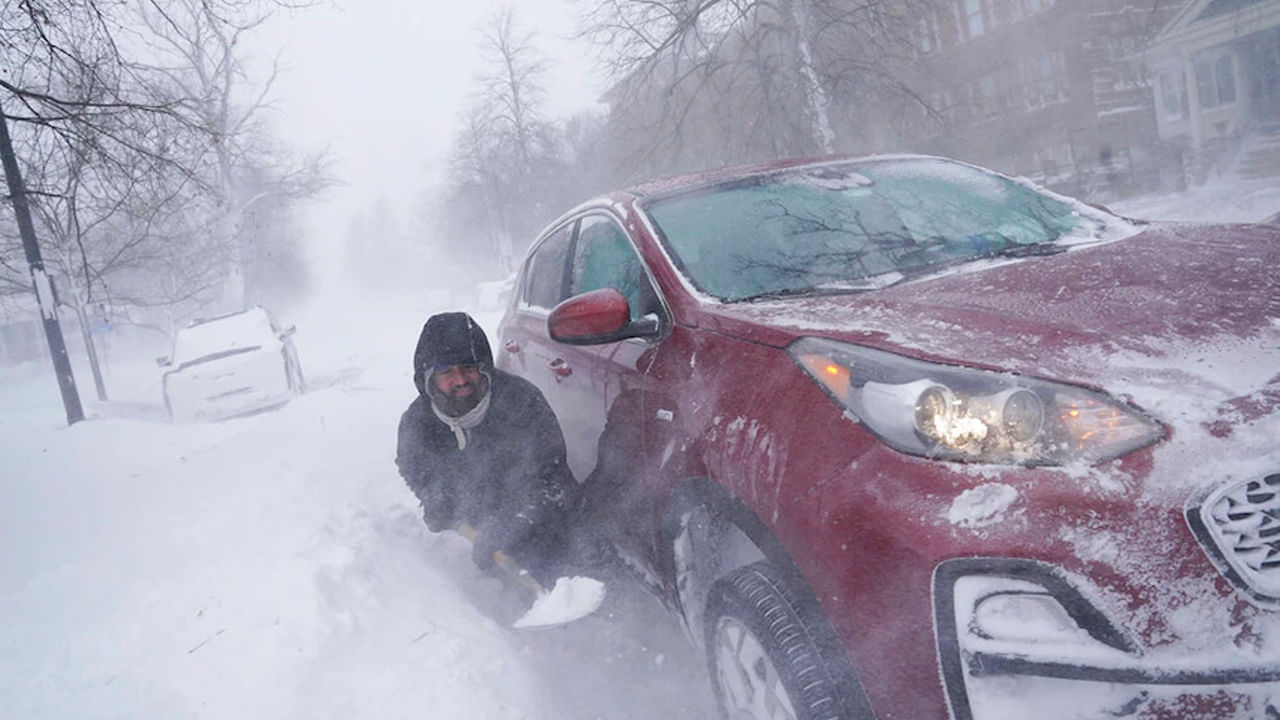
[789, 338, 1162, 465]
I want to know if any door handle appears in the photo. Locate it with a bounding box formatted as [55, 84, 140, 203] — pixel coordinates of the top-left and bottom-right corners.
[548, 358, 573, 378]
[504, 340, 521, 354]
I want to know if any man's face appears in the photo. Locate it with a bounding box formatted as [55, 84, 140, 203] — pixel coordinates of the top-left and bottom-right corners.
[432, 364, 482, 399]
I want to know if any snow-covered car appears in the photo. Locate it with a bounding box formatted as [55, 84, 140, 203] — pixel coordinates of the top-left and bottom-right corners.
[159, 306, 305, 422]
[496, 154, 1280, 719]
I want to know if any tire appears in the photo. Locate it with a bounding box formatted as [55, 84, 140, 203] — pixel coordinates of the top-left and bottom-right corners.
[704, 562, 861, 720]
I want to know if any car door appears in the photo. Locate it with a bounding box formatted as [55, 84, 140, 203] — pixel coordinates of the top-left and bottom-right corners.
[498, 221, 600, 481]
[502, 216, 649, 483]
[563, 213, 674, 584]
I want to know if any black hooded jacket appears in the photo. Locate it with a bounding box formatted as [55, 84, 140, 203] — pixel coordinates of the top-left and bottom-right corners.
[395, 313, 579, 553]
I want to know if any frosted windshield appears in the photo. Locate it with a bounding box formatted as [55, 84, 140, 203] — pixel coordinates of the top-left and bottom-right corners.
[645, 158, 1105, 302]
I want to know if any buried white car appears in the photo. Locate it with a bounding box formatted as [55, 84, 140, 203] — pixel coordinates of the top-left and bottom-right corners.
[159, 307, 305, 422]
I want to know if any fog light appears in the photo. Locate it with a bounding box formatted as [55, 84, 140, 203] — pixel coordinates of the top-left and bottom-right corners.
[971, 591, 1088, 644]
[938, 562, 1148, 720]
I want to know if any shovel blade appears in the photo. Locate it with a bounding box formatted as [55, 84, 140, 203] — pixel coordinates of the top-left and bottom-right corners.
[513, 576, 607, 629]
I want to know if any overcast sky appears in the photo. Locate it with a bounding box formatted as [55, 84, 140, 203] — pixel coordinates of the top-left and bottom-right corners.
[250, 0, 603, 265]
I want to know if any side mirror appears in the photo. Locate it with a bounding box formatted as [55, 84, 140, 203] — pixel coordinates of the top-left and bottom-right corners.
[549, 288, 658, 345]
[156, 356, 172, 367]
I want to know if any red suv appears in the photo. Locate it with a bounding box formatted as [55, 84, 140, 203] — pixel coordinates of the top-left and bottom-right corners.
[495, 155, 1280, 720]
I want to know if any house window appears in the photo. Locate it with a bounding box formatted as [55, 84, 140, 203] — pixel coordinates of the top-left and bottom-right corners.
[1194, 51, 1237, 109]
[937, 7, 960, 48]
[977, 74, 998, 117]
[1016, 51, 1068, 108]
[1036, 51, 1068, 105]
[964, 0, 985, 39]
[1159, 70, 1187, 119]
[1214, 53, 1237, 104]
[918, 16, 938, 54]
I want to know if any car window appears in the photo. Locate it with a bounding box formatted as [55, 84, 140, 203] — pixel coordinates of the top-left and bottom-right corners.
[645, 158, 1092, 302]
[173, 308, 275, 364]
[522, 223, 574, 311]
[570, 215, 659, 322]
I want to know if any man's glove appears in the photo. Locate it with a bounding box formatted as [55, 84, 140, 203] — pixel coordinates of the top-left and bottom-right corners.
[471, 532, 500, 570]
[504, 513, 537, 551]
[417, 488, 454, 533]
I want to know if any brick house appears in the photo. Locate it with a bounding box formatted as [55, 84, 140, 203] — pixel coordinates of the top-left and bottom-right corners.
[900, 0, 1184, 200]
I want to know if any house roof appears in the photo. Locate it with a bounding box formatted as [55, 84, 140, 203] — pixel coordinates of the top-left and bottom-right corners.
[1148, 0, 1280, 58]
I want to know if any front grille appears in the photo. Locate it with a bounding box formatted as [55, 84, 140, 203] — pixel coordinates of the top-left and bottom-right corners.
[1190, 474, 1280, 604]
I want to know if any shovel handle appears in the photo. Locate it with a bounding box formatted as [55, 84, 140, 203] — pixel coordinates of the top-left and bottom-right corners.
[456, 523, 546, 595]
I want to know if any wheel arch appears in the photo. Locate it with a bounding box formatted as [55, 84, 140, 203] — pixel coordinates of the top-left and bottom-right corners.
[661, 476, 877, 718]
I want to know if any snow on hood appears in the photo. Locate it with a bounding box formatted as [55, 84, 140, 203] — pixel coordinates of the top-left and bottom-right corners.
[711, 221, 1279, 512]
[714, 222, 1279, 419]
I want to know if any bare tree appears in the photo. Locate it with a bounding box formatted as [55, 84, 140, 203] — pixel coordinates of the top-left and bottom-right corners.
[132, 0, 327, 310]
[1, 1, 178, 146]
[436, 7, 562, 276]
[4, 0, 325, 309]
[3, 0, 322, 414]
[2, 75, 221, 391]
[579, 0, 933, 173]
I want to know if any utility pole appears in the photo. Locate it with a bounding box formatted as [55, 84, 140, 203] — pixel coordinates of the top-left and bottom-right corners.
[0, 99, 85, 425]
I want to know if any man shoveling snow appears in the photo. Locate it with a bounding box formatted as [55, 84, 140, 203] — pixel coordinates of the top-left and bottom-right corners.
[395, 312, 609, 628]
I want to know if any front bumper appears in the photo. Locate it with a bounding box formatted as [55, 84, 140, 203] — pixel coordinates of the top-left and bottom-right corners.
[934, 558, 1280, 720]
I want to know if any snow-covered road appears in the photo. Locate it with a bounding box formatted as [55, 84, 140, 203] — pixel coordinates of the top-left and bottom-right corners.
[0, 301, 715, 719]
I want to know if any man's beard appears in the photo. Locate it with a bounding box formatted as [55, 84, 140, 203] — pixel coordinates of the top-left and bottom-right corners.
[431, 373, 490, 417]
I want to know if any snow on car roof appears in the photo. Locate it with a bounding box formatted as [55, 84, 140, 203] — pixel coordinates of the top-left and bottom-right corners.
[173, 307, 276, 365]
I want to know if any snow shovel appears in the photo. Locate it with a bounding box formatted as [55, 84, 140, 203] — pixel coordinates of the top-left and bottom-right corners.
[456, 523, 606, 629]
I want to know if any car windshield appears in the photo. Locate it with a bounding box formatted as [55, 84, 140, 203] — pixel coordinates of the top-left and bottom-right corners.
[644, 157, 1110, 302]
[172, 308, 274, 364]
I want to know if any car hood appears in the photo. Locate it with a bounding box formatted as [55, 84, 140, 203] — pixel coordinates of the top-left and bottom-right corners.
[699, 222, 1280, 654]
[702, 222, 1280, 439]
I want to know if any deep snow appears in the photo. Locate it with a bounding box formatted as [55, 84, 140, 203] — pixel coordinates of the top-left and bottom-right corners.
[0, 300, 715, 719]
[1, 177, 1277, 718]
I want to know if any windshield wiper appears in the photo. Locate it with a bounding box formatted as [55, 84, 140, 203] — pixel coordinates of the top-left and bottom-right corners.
[989, 242, 1070, 258]
[735, 286, 859, 303]
[734, 274, 903, 303]
[886, 241, 1071, 287]
[730, 243, 1068, 303]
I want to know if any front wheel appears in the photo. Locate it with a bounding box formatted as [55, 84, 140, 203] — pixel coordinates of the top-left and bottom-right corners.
[705, 562, 860, 720]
